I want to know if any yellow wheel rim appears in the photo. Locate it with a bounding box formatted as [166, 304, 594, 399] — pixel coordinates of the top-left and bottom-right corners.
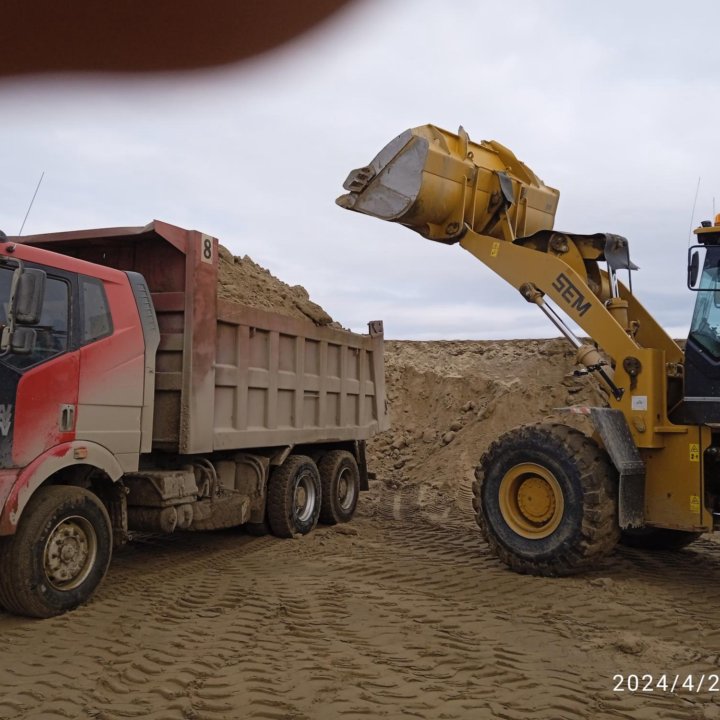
[498, 463, 564, 539]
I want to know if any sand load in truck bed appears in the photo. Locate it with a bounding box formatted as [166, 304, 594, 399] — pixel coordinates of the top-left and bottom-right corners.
[217, 245, 334, 326]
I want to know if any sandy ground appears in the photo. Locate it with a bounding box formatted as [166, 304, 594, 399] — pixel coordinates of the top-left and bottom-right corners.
[3, 340, 720, 720]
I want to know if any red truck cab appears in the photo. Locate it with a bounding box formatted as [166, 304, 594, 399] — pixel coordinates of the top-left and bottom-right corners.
[0, 237, 152, 522]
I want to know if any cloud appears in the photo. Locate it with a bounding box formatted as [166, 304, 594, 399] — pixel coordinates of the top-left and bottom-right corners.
[1, 0, 719, 343]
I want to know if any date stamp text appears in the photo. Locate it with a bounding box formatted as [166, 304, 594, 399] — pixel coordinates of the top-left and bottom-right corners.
[613, 673, 720, 694]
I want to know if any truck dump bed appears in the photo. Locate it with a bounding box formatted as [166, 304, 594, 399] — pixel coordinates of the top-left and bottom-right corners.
[22, 220, 388, 454]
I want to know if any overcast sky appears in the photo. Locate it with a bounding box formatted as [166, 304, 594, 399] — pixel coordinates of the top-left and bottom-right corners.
[2, 0, 719, 340]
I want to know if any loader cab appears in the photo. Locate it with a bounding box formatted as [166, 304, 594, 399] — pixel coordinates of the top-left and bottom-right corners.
[676, 222, 720, 423]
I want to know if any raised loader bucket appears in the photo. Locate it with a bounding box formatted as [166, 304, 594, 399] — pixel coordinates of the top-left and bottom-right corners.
[337, 124, 560, 244]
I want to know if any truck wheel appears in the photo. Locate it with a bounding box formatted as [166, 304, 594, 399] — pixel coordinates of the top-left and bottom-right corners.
[473, 423, 620, 576]
[620, 528, 702, 550]
[0, 485, 112, 618]
[318, 450, 360, 525]
[267, 455, 321, 538]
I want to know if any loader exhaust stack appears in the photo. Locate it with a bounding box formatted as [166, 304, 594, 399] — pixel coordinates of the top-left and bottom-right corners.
[337, 124, 560, 244]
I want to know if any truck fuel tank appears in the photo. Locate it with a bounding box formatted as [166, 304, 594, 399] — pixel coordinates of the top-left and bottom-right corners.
[337, 124, 559, 244]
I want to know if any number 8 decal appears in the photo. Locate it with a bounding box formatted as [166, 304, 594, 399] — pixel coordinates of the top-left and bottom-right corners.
[200, 234, 214, 264]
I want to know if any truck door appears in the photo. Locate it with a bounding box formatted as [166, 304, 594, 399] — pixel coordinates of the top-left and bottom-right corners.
[75, 275, 146, 473]
[5, 267, 80, 468]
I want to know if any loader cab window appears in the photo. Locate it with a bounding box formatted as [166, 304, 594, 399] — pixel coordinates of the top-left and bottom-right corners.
[689, 253, 720, 358]
[2, 276, 70, 371]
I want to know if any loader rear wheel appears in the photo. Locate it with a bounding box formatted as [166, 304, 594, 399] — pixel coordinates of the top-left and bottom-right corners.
[620, 527, 702, 550]
[267, 455, 321, 538]
[318, 450, 360, 525]
[0, 485, 112, 618]
[473, 423, 619, 576]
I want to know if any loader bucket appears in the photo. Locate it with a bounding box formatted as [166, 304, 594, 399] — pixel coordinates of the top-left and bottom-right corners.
[337, 124, 559, 244]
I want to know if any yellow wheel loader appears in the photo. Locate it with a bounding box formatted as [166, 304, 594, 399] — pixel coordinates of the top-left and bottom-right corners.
[338, 124, 720, 575]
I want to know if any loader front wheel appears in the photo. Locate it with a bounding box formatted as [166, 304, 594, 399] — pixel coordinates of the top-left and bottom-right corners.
[620, 527, 702, 551]
[0, 485, 112, 618]
[473, 423, 619, 576]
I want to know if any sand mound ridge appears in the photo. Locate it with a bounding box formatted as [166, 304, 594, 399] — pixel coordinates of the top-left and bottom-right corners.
[366, 338, 608, 510]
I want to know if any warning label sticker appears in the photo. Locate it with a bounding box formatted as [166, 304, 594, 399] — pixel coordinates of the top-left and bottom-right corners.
[689, 443, 700, 462]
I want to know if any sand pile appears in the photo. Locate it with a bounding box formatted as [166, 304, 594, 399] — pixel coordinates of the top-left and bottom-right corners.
[366, 338, 608, 508]
[217, 244, 334, 326]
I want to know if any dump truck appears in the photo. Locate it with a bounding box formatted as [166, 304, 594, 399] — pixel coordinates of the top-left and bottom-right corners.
[0, 220, 388, 617]
[339, 124, 720, 575]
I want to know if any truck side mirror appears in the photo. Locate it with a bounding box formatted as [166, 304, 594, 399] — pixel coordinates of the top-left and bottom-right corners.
[14, 268, 46, 324]
[10, 327, 36, 355]
[688, 246, 706, 290]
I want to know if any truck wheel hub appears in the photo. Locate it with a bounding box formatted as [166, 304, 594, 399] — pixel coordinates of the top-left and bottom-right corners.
[293, 473, 316, 523]
[337, 468, 356, 511]
[499, 463, 564, 539]
[44, 516, 98, 590]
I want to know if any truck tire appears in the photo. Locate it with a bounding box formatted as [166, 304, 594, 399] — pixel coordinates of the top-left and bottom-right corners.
[0, 485, 112, 618]
[267, 455, 321, 538]
[318, 450, 360, 525]
[473, 423, 619, 576]
[620, 528, 702, 550]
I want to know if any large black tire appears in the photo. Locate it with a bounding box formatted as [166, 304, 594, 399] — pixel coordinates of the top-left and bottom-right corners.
[473, 423, 619, 576]
[267, 455, 321, 538]
[318, 450, 360, 525]
[620, 527, 702, 550]
[0, 485, 112, 618]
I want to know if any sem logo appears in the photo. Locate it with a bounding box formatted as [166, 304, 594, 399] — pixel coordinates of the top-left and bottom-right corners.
[551, 273, 592, 317]
[0, 404, 12, 437]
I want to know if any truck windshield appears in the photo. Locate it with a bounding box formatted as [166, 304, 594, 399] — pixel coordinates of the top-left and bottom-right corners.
[0, 267, 69, 370]
[689, 252, 720, 357]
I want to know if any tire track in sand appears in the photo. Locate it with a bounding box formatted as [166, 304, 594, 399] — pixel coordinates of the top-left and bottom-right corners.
[1, 485, 719, 719]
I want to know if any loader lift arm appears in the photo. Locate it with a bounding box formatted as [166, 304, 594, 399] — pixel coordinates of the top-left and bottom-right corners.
[337, 125, 683, 451]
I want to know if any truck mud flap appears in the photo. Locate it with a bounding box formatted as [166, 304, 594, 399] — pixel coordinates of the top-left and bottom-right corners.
[589, 408, 645, 529]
